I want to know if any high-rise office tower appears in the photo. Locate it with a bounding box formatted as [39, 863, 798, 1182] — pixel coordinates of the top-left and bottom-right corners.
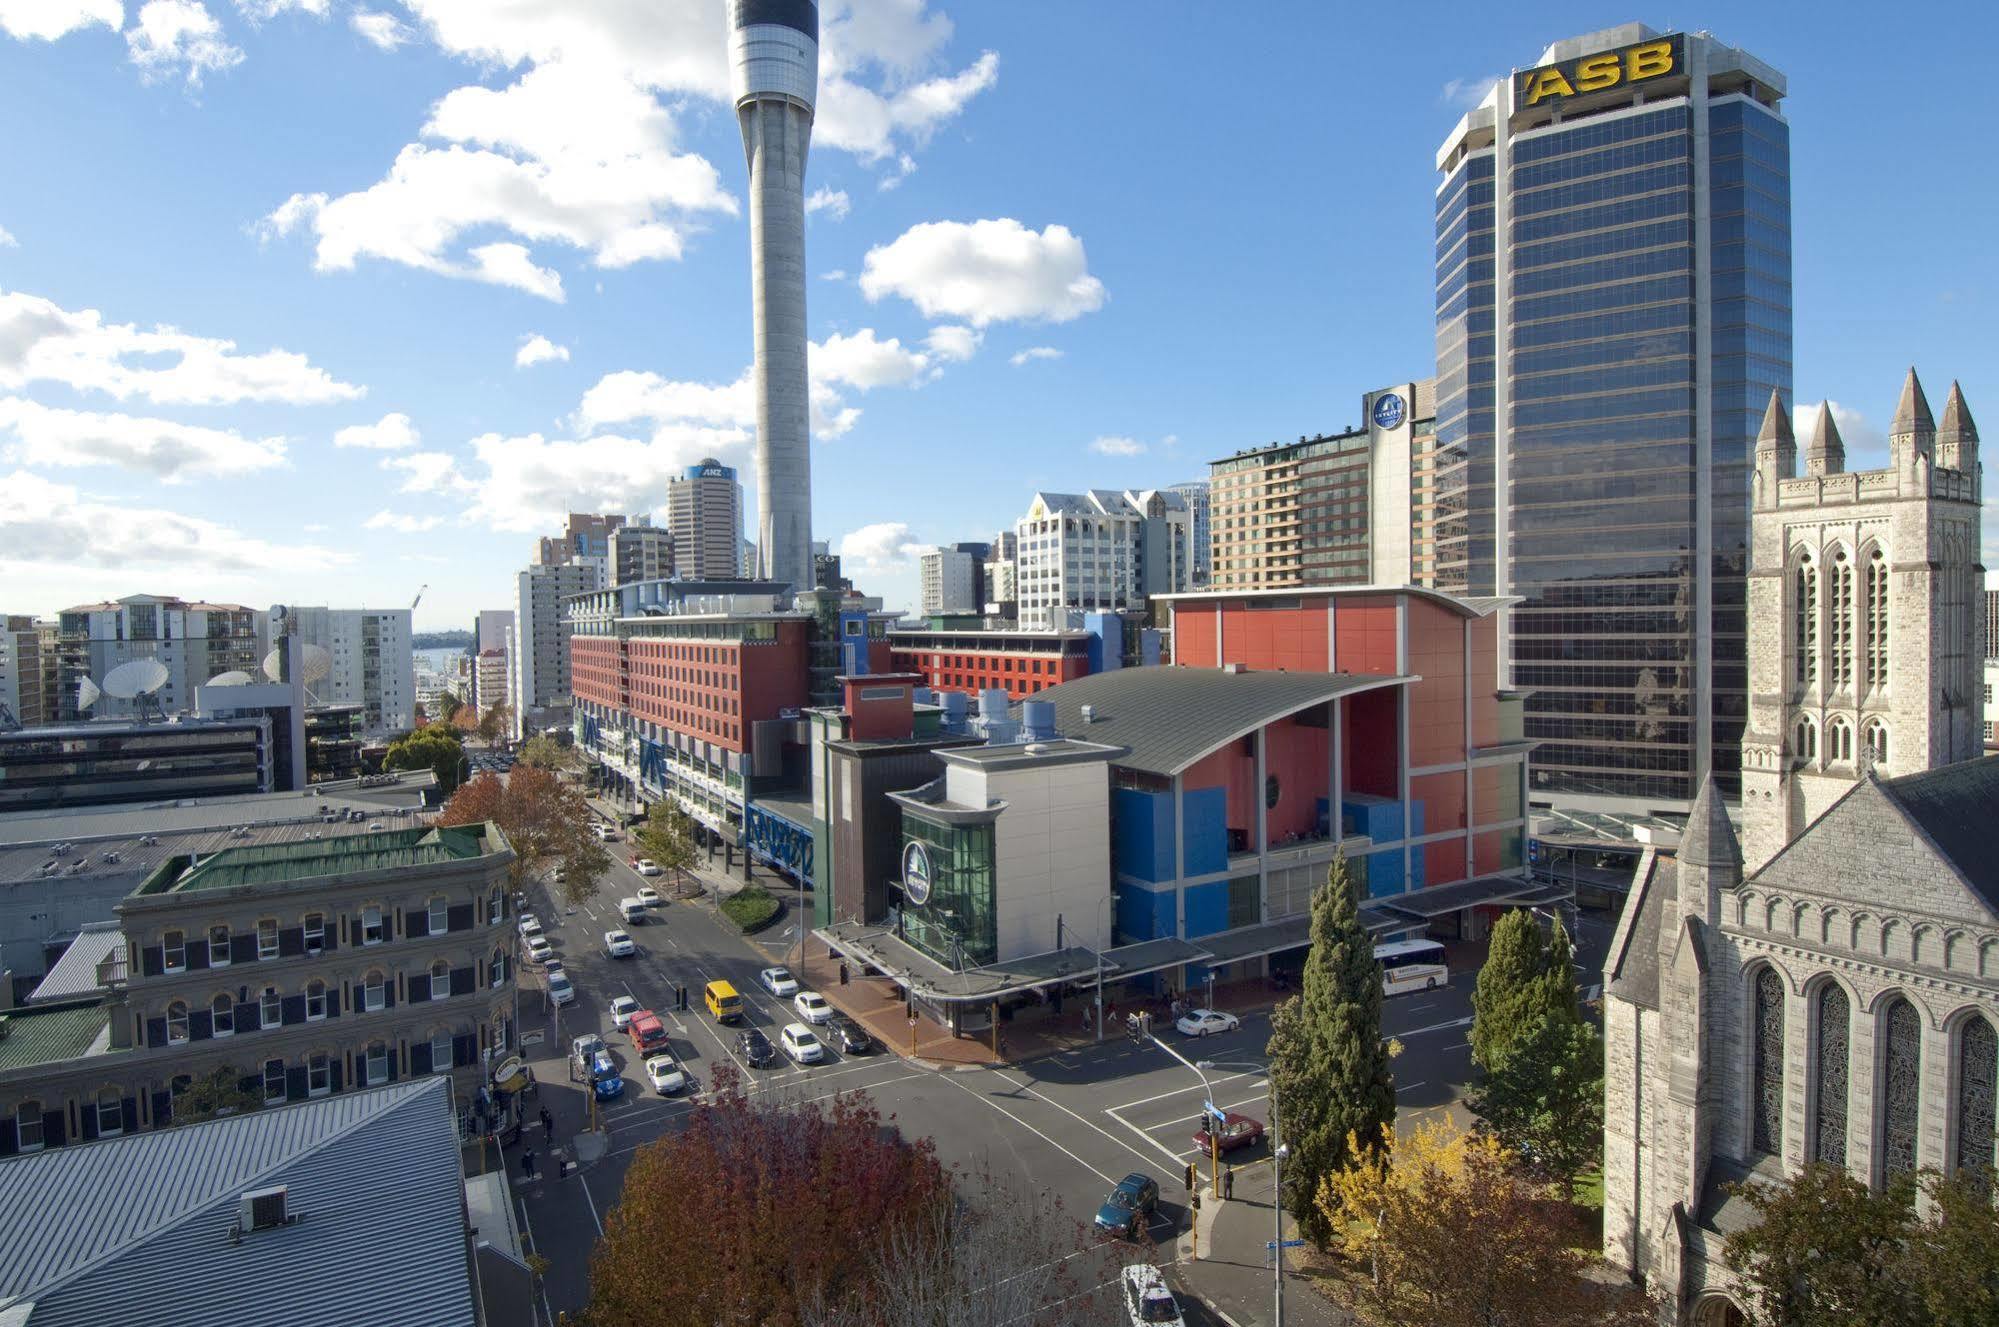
[729, 0, 817, 591]
[667, 459, 746, 580]
[1434, 24, 1790, 812]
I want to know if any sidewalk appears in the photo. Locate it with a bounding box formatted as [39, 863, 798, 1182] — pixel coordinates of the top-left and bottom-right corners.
[1183, 1172, 1348, 1327]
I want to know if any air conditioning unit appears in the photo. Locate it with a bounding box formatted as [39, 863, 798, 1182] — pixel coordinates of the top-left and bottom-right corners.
[239, 1185, 290, 1232]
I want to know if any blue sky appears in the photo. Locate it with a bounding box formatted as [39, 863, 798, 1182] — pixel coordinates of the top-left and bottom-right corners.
[1, 0, 1993, 629]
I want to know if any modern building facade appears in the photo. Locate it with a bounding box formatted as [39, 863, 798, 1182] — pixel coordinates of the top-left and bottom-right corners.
[1165, 482, 1212, 588]
[888, 623, 1099, 701]
[1434, 24, 1790, 813]
[511, 560, 606, 741]
[274, 607, 415, 735]
[55, 597, 268, 722]
[535, 512, 625, 569]
[918, 547, 981, 615]
[667, 459, 747, 580]
[1013, 491, 1148, 628]
[610, 519, 674, 587]
[474, 610, 513, 657]
[1740, 377, 1984, 869]
[0, 615, 46, 728]
[0, 715, 277, 813]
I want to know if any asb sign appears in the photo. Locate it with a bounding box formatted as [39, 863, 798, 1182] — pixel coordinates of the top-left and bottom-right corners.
[1517, 35, 1682, 109]
[901, 839, 933, 907]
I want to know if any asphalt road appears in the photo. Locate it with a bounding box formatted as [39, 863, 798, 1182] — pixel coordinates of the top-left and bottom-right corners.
[499, 843, 1617, 1326]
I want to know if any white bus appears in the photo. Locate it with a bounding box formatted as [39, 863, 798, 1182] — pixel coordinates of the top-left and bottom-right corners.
[1373, 939, 1448, 995]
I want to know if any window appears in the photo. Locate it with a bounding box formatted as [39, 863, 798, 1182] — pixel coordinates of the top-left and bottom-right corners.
[307, 1052, 331, 1097]
[490, 949, 506, 989]
[430, 959, 450, 1000]
[363, 972, 385, 1012]
[167, 1000, 190, 1046]
[96, 1089, 123, 1138]
[212, 993, 234, 1037]
[257, 919, 279, 961]
[1865, 548, 1890, 688]
[303, 913, 324, 953]
[428, 897, 448, 933]
[260, 986, 281, 1029]
[1864, 719, 1889, 767]
[162, 929, 186, 973]
[305, 980, 327, 1021]
[1810, 983, 1849, 1166]
[1955, 1016, 1997, 1196]
[1793, 716, 1816, 762]
[15, 1101, 43, 1153]
[1751, 967, 1785, 1157]
[1829, 550, 1854, 690]
[431, 1031, 454, 1075]
[487, 891, 502, 926]
[1828, 716, 1853, 764]
[208, 924, 231, 967]
[1880, 996, 1923, 1183]
[262, 1059, 287, 1106]
[361, 906, 384, 946]
[364, 1041, 389, 1086]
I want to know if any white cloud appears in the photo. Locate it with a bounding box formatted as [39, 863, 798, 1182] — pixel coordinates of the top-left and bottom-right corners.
[348, 7, 408, 49]
[814, 328, 930, 390]
[333, 411, 419, 450]
[0, 225, 15, 247]
[467, 241, 564, 301]
[232, 0, 324, 18]
[126, 0, 243, 86]
[806, 187, 851, 221]
[924, 324, 979, 363]
[820, 269, 848, 282]
[0, 288, 362, 405]
[0, 469, 349, 577]
[576, 367, 753, 436]
[363, 509, 441, 533]
[837, 520, 925, 574]
[0, 0, 121, 41]
[1089, 435, 1146, 458]
[876, 152, 917, 191]
[860, 219, 1106, 327]
[1816, 399, 1888, 468]
[1009, 345, 1061, 367]
[514, 334, 569, 369]
[1440, 75, 1499, 110]
[0, 397, 286, 480]
[381, 449, 472, 496]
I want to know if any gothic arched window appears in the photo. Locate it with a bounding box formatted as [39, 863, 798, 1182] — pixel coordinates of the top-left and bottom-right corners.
[1828, 716, 1853, 764]
[1794, 556, 1818, 687]
[1863, 719, 1889, 768]
[1811, 983, 1850, 1167]
[1865, 548, 1889, 689]
[1956, 1016, 1997, 1196]
[1829, 550, 1854, 690]
[1793, 716, 1817, 763]
[1753, 967, 1786, 1157]
[1879, 997, 1923, 1183]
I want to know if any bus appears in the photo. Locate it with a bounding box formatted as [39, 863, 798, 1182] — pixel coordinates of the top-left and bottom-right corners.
[1373, 939, 1448, 995]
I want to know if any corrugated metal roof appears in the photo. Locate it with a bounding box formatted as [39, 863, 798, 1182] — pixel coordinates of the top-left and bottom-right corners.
[0, 774, 437, 851]
[1022, 668, 1409, 776]
[149, 824, 493, 894]
[25, 924, 125, 1005]
[0, 1002, 113, 1073]
[0, 816, 433, 893]
[0, 1078, 476, 1327]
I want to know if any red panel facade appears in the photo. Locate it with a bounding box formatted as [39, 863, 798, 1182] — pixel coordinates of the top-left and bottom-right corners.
[887, 644, 1086, 701]
[572, 621, 810, 756]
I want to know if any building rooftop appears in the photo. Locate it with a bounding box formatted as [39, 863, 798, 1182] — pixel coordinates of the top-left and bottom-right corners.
[1023, 667, 1410, 777]
[0, 1000, 115, 1074]
[1152, 584, 1515, 619]
[1875, 756, 1999, 915]
[0, 1078, 476, 1327]
[137, 824, 497, 896]
[26, 922, 125, 1005]
[0, 772, 436, 851]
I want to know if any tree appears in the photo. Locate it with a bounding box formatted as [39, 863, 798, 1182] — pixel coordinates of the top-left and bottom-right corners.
[436, 765, 607, 904]
[1470, 908, 1580, 1074]
[1266, 851, 1395, 1246]
[1466, 1012, 1604, 1191]
[516, 732, 578, 772]
[169, 1065, 262, 1125]
[1319, 1120, 1655, 1327]
[429, 689, 462, 725]
[383, 724, 466, 794]
[477, 701, 512, 744]
[634, 799, 698, 883]
[582, 1067, 952, 1327]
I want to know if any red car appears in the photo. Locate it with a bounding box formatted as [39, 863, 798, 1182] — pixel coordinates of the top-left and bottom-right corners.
[1192, 1111, 1266, 1155]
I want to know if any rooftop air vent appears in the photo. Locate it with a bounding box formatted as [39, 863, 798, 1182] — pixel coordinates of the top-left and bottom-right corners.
[1080, 704, 1095, 724]
[1221, 662, 1246, 675]
[239, 1185, 293, 1233]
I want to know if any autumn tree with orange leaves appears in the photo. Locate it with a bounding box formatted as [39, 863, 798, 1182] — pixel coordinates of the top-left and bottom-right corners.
[435, 765, 607, 904]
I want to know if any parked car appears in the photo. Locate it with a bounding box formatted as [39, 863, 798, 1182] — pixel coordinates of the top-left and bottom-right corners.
[603, 929, 636, 958]
[525, 935, 554, 965]
[737, 1027, 777, 1068]
[780, 1022, 825, 1064]
[628, 1011, 670, 1056]
[1121, 1264, 1185, 1327]
[609, 995, 642, 1030]
[644, 1052, 687, 1095]
[793, 991, 833, 1024]
[1094, 1173, 1159, 1239]
[547, 970, 576, 1006]
[1174, 1008, 1241, 1038]
[830, 1015, 874, 1055]
[634, 858, 662, 877]
[1191, 1111, 1266, 1156]
[518, 914, 542, 939]
[589, 1049, 623, 1100]
[760, 966, 800, 998]
[636, 886, 663, 907]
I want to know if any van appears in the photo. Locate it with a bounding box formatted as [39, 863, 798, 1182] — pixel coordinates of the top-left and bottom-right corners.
[619, 897, 646, 924]
[629, 1010, 669, 1056]
[704, 980, 744, 1024]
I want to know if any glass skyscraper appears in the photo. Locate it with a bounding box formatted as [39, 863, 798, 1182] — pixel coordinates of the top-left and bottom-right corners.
[1434, 24, 1790, 811]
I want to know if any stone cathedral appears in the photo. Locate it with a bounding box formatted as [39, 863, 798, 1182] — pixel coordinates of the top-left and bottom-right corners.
[1602, 371, 1998, 1326]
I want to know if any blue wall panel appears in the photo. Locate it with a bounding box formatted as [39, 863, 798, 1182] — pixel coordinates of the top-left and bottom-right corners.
[1182, 786, 1227, 877]
[1113, 788, 1174, 884]
[1115, 882, 1177, 944]
[1182, 880, 1229, 939]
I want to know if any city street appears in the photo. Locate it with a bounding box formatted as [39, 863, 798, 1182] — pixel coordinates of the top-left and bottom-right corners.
[498, 842, 1616, 1325]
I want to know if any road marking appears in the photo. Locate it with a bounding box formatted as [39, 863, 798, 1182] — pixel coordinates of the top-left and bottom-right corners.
[577, 1168, 604, 1236]
[1399, 1013, 1474, 1039]
[1394, 1080, 1428, 1095]
[1103, 1069, 1261, 1116]
[512, 1186, 559, 1327]
[939, 1071, 1117, 1185]
[1131, 1089, 1271, 1137]
[1103, 1105, 1192, 1169]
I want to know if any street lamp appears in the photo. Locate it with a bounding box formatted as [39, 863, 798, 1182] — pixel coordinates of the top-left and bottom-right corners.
[1200, 1058, 1285, 1327]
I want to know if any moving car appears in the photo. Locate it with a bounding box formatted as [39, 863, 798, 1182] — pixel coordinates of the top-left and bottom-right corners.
[636, 886, 662, 907]
[1174, 1008, 1241, 1038]
[780, 1023, 825, 1064]
[603, 929, 636, 958]
[1094, 1173, 1159, 1239]
[628, 1010, 669, 1056]
[525, 935, 554, 965]
[634, 859, 662, 877]
[829, 1015, 874, 1054]
[609, 995, 642, 1030]
[1191, 1111, 1266, 1155]
[759, 966, 800, 998]
[737, 1027, 778, 1068]
[644, 1052, 687, 1095]
[518, 914, 542, 939]
[589, 1048, 623, 1100]
[793, 991, 833, 1024]
[547, 970, 576, 1006]
[1121, 1265, 1186, 1327]
[704, 980, 744, 1024]
[619, 897, 647, 924]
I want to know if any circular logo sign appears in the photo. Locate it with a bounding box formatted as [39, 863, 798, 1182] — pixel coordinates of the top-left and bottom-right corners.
[901, 840, 933, 907]
[1371, 393, 1406, 431]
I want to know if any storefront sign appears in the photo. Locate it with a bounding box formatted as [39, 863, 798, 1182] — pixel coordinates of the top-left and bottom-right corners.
[1517, 35, 1682, 109]
[902, 839, 933, 907]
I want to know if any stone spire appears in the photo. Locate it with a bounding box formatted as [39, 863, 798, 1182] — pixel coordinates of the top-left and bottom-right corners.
[1936, 380, 1979, 474]
[1753, 390, 1796, 505]
[1678, 772, 1740, 873]
[1890, 366, 1935, 467]
[1804, 400, 1844, 476]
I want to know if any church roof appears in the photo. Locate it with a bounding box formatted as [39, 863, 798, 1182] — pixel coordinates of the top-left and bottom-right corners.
[1939, 380, 1978, 443]
[1806, 400, 1844, 462]
[1604, 851, 1667, 1010]
[1876, 756, 1999, 915]
[1891, 366, 1935, 434]
[1755, 389, 1792, 445]
[1678, 773, 1739, 871]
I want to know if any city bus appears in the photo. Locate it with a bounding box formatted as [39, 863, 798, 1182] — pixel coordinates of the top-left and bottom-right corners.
[1373, 939, 1448, 995]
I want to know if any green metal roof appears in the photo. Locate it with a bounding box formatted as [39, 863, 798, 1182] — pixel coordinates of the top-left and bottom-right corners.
[140, 824, 496, 896]
[0, 1000, 114, 1072]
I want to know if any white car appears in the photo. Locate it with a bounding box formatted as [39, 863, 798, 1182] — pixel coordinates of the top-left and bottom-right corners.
[636, 886, 663, 907]
[518, 915, 542, 939]
[547, 971, 576, 1006]
[760, 966, 800, 998]
[1174, 1008, 1241, 1038]
[524, 935, 554, 965]
[609, 995, 642, 1030]
[634, 859, 662, 877]
[793, 991, 833, 1025]
[780, 1022, 824, 1064]
[644, 1052, 688, 1095]
[603, 929, 636, 958]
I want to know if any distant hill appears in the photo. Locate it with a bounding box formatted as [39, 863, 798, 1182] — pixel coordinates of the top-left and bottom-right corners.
[412, 630, 473, 650]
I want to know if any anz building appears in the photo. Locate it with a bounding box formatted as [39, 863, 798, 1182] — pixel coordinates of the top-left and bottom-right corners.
[1434, 24, 1790, 814]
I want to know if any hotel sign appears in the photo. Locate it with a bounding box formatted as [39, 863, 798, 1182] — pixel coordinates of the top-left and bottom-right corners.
[902, 839, 933, 907]
[1517, 35, 1682, 108]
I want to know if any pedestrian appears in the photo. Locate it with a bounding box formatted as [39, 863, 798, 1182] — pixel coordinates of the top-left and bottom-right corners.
[1106, 999, 1116, 1024]
[539, 1106, 553, 1136]
[1223, 1167, 1234, 1202]
[521, 1149, 535, 1181]
[1081, 1005, 1092, 1032]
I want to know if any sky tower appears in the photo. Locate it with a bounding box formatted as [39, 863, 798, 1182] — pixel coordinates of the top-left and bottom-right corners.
[728, 0, 818, 592]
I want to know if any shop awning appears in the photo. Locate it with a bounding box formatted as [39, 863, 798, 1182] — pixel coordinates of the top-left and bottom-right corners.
[1367, 871, 1551, 918]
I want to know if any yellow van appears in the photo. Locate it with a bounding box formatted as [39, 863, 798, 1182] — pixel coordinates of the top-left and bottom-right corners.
[704, 979, 744, 1024]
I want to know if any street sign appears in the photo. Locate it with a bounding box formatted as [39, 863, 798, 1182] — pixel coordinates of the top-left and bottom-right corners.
[521, 1029, 545, 1048]
[1267, 1239, 1305, 1249]
[1203, 1099, 1227, 1121]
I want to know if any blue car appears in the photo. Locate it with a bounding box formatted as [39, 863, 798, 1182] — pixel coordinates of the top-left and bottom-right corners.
[1094, 1172, 1159, 1239]
[590, 1049, 624, 1101]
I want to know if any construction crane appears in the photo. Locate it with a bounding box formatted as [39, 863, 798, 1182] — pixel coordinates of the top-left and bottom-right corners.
[411, 584, 428, 612]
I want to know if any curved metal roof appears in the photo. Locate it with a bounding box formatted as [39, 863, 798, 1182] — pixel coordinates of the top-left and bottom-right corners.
[1151, 584, 1514, 619]
[1023, 667, 1410, 776]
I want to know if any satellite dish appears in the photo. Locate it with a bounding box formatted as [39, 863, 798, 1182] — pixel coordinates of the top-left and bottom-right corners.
[103, 657, 171, 700]
[261, 648, 284, 682]
[300, 644, 332, 685]
[77, 677, 102, 712]
[207, 670, 254, 686]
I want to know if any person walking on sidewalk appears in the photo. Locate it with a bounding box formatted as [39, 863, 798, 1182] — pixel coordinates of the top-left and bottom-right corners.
[1223, 1166, 1234, 1202]
[521, 1149, 535, 1182]
[539, 1106, 553, 1136]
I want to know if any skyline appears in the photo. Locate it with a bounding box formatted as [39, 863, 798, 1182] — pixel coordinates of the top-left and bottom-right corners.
[1, 1, 1994, 628]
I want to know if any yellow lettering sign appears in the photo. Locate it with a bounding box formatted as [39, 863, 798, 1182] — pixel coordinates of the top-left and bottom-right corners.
[1518, 35, 1682, 108]
[1521, 68, 1574, 106]
[1625, 39, 1675, 82]
[1574, 53, 1621, 93]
